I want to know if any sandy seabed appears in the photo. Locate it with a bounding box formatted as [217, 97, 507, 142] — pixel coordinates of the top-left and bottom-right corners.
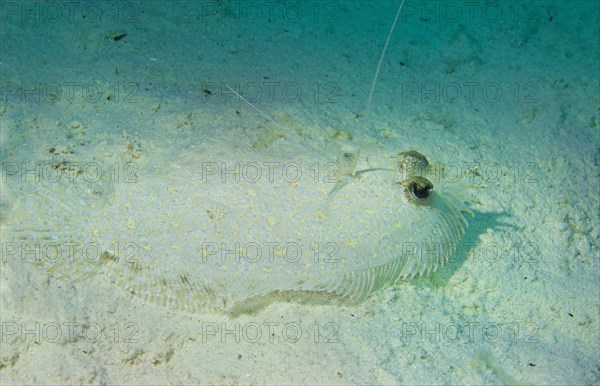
[0, 1, 598, 384]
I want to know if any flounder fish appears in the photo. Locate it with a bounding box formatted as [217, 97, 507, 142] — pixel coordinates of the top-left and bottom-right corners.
[4, 142, 471, 312]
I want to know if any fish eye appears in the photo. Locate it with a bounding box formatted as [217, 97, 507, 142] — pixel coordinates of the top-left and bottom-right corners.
[403, 176, 434, 202]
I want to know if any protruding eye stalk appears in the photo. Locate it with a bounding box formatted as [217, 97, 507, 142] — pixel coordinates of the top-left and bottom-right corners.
[395, 151, 434, 204]
[393, 150, 429, 179]
[404, 176, 434, 202]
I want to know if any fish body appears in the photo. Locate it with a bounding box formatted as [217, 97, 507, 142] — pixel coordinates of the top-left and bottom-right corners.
[5, 143, 470, 312]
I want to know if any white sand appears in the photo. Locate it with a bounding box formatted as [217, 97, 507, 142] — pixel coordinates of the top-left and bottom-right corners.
[1, 1, 598, 384]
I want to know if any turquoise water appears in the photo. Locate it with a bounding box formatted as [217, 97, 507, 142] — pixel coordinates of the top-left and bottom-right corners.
[1, 1, 598, 384]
